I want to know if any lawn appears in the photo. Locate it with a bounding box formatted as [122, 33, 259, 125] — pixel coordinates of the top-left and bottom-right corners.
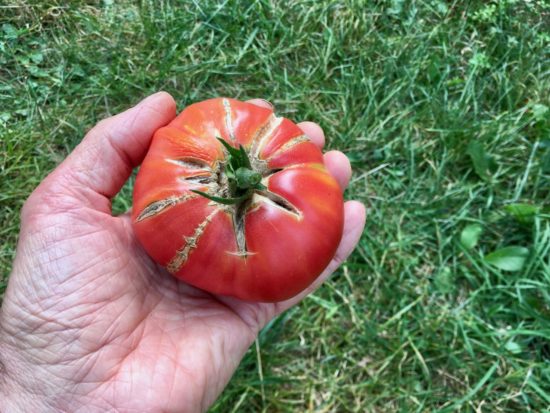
[1, 1, 550, 411]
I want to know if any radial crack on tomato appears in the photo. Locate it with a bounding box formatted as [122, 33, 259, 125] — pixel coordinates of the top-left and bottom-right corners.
[222, 98, 236, 144]
[184, 175, 216, 185]
[136, 193, 199, 222]
[251, 115, 282, 157]
[165, 157, 212, 170]
[232, 200, 250, 255]
[253, 190, 301, 218]
[261, 168, 282, 178]
[267, 135, 310, 160]
[132, 98, 344, 302]
[166, 208, 221, 273]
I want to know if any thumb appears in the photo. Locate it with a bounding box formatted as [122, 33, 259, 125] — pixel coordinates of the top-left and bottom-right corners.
[29, 92, 176, 214]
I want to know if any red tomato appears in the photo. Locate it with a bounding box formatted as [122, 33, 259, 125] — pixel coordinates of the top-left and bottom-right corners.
[132, 98, 344, 302]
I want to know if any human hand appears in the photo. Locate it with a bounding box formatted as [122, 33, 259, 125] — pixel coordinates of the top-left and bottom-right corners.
[0, 93, 365, 412]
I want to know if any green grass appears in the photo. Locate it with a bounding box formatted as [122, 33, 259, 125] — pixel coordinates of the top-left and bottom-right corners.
[2, 0, 550, 411]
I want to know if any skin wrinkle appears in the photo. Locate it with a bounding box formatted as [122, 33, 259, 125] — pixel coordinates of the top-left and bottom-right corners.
[86, 307, 138, 355]
[52, 157, 116, 211]
[6, 274, 155, 390]
[0, 334, 65, 411]
[99, 336, 187, 410]
[57, 390, 116, 413]
[75, 290, 159, 386]
[47, 270, 129, 320]
[103, 128, 135, 173]
[1, 307, 67, 351]
[57, 272, 125, 313]
[53, 311, 147, 408]
[150, 329, 172, 405]
[2, 314, 81, 369]
[40, 237, 117, 286]
[19, 308, 77, 336]
[10, 256, 151, 378]
[65, 164, 117, 205]
[155, 326, 179, 409]
[30, 255, 119, 309]
[124, 256, 169, 296]
[76, 344, 129, 386]
[112, 300, 244, 408]
[23, 222, 112, 278]
[30, 200, 89, 230]
[94, 337, 141, 386]
[0, 355, 6, 379]
[0, 322, 10, 391]
[5, 241, 164, 406]
[82, 297, 151, 355]
[25, 206, 111, 238]
[204, 324, 236, 410]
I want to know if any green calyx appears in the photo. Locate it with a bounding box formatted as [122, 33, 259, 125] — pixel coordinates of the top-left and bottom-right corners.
[235, 167, 262, 188]
[192, 137, 265, 205]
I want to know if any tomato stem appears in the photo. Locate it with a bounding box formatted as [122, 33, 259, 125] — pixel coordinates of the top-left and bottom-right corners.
[192, 138, 265, 205]
[235, 167, 262, 189]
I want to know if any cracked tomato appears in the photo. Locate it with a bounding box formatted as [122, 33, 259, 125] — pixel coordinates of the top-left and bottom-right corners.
[132, 98, 344, 302]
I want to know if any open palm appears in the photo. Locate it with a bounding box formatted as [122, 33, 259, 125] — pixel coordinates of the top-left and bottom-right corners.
[0, 93, 365, 413]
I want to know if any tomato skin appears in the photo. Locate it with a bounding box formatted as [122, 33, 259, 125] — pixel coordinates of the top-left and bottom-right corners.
[132, 98, 344, 302]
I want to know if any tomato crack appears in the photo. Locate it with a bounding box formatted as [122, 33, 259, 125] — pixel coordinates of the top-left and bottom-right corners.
[222, 98, 236, 144]
[262, 168, 282, 177]
[166, 208, 220, 273]
[250, 115, 283, 158]
[184, 175, 215, 185]
[254, 190, 300, 217]
[166, 157, 211, 170]
[215, 161, 230, 197]
[232, 201, 250, 255]
[266, 135, 309, 160]
[136, 194, 198, 222]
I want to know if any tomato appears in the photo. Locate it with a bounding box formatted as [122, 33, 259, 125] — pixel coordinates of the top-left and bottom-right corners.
[132, 98, 344, 302]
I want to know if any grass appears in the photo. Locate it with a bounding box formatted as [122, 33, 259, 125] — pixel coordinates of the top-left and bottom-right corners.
[1, 0, 550, 411]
